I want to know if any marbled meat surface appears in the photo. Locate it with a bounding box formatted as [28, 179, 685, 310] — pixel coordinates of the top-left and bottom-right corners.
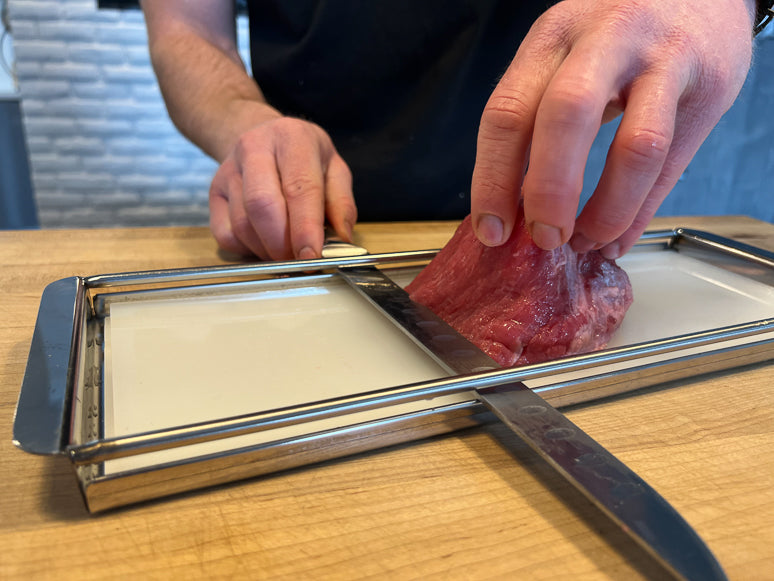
[405, 213, 633, 367]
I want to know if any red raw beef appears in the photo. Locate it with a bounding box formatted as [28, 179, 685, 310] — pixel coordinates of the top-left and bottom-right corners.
[405, 212, 633, 367]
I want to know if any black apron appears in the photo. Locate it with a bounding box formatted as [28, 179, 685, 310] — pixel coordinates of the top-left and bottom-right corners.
[247, 0, 543, 221]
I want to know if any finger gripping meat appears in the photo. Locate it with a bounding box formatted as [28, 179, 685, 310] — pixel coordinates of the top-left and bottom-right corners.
[405, 212, 633, 367]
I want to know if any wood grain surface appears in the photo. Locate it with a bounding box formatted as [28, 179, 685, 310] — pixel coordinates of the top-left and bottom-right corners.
[1, 216, 773, 580]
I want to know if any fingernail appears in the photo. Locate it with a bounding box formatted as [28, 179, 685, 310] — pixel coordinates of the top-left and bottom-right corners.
[477, 214, 505, 246]
[531, 222, 563, 250]
[570, 232, 596, 253]
[298, 246, 317, 260]
[600, 242, 621, 260]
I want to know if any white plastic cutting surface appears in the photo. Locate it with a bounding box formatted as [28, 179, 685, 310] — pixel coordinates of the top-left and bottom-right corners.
[102, 249, 774, 473]
[105, 278, 450, 436]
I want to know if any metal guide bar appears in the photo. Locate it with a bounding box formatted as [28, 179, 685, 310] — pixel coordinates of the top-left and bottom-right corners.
[676, 228, 774, 267]
[84, 249, 439, 288]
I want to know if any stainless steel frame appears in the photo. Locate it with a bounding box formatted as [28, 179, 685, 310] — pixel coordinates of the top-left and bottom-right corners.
[12, 228, 774, 512]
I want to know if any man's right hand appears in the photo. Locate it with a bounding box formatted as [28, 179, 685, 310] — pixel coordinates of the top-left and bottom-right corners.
[209, 117, 357, 261]
[141, 0, 357, 261]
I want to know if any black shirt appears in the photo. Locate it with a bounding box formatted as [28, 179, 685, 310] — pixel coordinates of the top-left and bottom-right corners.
[247, 1, 543, 221]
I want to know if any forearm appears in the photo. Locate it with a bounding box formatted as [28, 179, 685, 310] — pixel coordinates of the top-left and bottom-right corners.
[141, 0, 281, 162]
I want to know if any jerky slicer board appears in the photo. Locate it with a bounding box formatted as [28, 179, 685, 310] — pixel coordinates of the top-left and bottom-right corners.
[13, 228, 774, 512]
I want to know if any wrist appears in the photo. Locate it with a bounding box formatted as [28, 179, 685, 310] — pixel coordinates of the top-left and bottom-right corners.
[213, 99, 283, 162]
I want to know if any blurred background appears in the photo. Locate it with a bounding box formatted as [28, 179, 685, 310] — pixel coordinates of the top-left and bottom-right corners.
[1, 0, 772, 231]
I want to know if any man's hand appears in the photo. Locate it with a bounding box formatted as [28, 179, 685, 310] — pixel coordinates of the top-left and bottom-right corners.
[209, 117, 356, 260]
[142, 0, 356, 260]
[471, 0, 755, 258]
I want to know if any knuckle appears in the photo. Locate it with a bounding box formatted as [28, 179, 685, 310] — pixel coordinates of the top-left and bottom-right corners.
[542, 83, 599, 129]
[528, 172, 582, 202]
[586, 209, 632, 238]
[233, 136, 269, 168]
[270, 116, 304, 140]
[272, 116, 325, 145]
[529, 6, 573, 48]
[210, 160, 238, 192]
[481, 92, 533, 134]
[228, 226, 257, 256]
[282, 175, 323, 203]
[227, 210, 253, 239]
[331, 156, 353, 182]
[472, 166, 520, 198]
[234, 129, 263, 157]
[617, 127, 671, 170]
[627, 212, 654, 236]
[343, 206, 358, 225]
[689, 59, 746, 108]
[529, 189, 578, 220]
[242, 188, 279, 219]
[576, 215, 628, 247]
[234, 117, 306, 158]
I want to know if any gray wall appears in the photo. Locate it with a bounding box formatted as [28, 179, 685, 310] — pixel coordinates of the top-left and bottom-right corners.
[7, 0, 774, 229]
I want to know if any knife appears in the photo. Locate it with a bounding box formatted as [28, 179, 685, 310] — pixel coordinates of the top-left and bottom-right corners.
[338, 264, 727, 581]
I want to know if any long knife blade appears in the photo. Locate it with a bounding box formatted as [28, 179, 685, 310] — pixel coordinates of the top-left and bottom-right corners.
[478, 382, 726, 581]
[338, 265, 727, 581]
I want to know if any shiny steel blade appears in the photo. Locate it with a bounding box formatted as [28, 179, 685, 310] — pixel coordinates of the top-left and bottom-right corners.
[339, 265, 727, 581]
[478, 382, 727, 581]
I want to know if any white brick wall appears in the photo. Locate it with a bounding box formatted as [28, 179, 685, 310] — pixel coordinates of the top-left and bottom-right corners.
[9, 0, 250, 228]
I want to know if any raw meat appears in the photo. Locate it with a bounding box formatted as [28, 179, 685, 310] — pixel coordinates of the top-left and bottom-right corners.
[405, 211, 633, 367]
